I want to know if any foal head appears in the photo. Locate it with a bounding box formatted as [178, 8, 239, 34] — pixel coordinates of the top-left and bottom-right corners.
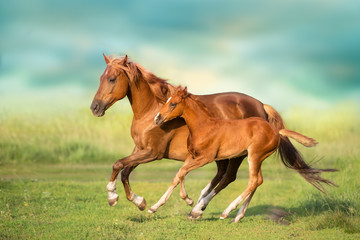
[90, 54, 131, 117]
[154, 86, 188, 126]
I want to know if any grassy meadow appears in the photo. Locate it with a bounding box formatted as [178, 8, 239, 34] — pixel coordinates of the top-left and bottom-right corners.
[0, 103, 359, 239]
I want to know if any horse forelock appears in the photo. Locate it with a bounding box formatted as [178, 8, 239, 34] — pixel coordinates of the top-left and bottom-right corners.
[109, 57, 173, 103]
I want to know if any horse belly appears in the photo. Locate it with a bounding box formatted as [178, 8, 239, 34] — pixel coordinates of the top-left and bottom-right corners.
[216, 137, 248, 160]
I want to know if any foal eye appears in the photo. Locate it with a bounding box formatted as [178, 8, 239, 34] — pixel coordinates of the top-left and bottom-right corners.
[109, 78, 116, 83]
[170, 103, 176, 108]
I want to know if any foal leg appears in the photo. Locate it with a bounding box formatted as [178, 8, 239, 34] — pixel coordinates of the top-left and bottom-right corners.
[148, 156, 210, 213]
[220, 156, 263, 220]
[196, 160, 229, 204]
[189, 157, 244, 219]
[232, 170, 263, 222]
[107, 149, 157, 207]
[179, 175, 194, 206]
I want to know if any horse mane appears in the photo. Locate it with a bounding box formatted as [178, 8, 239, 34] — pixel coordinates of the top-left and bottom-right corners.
[109, 57, 175, 103]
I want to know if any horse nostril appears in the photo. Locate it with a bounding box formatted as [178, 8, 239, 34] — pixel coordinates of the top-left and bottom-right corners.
[91, 102, 99, 112]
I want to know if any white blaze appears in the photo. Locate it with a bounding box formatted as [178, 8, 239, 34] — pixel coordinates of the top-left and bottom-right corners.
[166, 97, 172, 103]
[154, 112, 160, 122]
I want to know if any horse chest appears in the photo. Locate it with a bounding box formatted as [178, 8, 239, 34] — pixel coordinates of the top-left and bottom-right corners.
[131, 119, 170, 149]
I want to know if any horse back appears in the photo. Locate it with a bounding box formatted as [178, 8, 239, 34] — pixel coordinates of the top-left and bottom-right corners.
[195, 92, 267, 120]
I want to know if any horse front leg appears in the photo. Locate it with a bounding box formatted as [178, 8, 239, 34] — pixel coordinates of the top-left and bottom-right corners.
[120, 165, 146, 211]
[107, 149, 157, 208]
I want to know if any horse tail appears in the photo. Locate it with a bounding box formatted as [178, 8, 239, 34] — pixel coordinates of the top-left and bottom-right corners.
[263, 104, 338, 193]
[279, 129, 317, 147]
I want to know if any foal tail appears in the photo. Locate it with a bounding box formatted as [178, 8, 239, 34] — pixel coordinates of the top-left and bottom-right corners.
[263, 104, 338, 193]
[278, 129, 317, 147]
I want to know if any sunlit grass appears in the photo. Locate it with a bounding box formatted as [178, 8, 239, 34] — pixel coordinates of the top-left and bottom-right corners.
[0, 102, 359, 239]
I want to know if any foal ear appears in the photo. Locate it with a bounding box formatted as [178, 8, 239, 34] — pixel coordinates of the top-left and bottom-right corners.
[179, 86, 188, 98]
[123, 55, 128, 65]
[103, 53, 110, 64]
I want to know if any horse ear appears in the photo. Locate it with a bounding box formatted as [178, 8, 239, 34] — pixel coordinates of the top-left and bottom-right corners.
[103, 53, 110, 64]
[184, 86, 188, 94]
[175, 85, 182, 93]
[123, 55, 128, 64]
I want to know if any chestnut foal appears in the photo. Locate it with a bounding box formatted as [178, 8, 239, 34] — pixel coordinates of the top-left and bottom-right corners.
[152, 86, 318, 222]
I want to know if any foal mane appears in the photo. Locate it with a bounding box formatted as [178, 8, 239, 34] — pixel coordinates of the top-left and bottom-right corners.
[110, 57, 175, 103]
[188, 94, 214, 118]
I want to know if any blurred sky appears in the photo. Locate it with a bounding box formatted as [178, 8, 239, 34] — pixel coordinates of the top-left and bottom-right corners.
[1, 0, 359, 112]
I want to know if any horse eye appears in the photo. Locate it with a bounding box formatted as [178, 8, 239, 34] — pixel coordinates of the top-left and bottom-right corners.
[109, 77, 116, 83]
[170, 103, 176, 108]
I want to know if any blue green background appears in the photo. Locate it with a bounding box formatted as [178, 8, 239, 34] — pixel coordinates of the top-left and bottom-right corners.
[1, 0, 359, 111]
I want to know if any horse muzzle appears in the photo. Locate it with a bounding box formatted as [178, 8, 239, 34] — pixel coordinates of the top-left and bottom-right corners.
[90, 100, 106, 117]
[154, 113, 165, 126]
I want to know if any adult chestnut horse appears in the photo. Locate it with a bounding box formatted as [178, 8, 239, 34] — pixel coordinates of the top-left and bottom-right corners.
[90, 54, 335, 212]
[153, 86, 334, 222]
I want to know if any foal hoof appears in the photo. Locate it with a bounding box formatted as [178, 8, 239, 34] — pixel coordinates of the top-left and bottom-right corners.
[108, 194, 119, 207]
[188, 211, 202, 220]
[148, 208, 156, 214]
[185, 197, 194, 207]
[137, 197, 147, 211]
[220, 213, 228, 219]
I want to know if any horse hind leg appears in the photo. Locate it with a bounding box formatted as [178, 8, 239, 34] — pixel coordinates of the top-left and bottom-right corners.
[220, 155, 264, 221]
[189, 157, 244, 220]
[232, 170, 263, 223]
[196, 160, 229, 205]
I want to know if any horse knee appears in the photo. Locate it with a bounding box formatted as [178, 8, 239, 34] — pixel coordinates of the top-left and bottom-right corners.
[113, 161, 124, 172]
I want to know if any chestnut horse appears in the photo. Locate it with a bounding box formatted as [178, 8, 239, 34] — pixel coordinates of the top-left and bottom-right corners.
[153, 86, 336, 222]
[90, 55, 336, 213]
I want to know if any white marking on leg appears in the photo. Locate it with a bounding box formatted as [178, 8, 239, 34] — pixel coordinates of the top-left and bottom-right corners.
[107, 181, 118, 200]
[107, 181, 116, 192]
[148, 187, 174, 213]
[197, 182, 212, 204]
[221, 195, 244, 219]
[166, 97, 172, 103]
[233, 192, 255, 223]
[130, 193, 144, 206]
[191, 190, 216, 215]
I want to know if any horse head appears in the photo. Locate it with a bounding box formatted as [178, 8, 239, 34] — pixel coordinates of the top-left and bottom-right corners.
[90, 54, 130, 117]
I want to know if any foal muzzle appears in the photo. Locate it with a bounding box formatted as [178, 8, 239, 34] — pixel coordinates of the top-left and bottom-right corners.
[154, 113, 165, 126]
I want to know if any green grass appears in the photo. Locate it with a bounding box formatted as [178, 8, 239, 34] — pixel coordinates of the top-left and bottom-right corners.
[0, 103, 359, 239]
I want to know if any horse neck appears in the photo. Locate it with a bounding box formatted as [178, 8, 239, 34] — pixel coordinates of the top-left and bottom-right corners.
[127, 78, 159, 119]
[182, 96, 214, 134]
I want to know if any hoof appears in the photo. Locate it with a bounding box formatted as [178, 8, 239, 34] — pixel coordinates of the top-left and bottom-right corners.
[148, 208, 156, 214]
[137, 198, 147, 211]
[220, 213, 228, 219]
[108, 194, 119, 207]
[188, 211, 202, 220]
[185, 197, 194, 207]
